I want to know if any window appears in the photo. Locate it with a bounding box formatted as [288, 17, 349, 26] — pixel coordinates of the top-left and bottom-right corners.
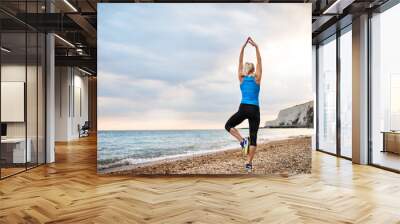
[340, 28, 352, 158]
[317, 36, 337, 154]
[370, 3, 400, 171]
[390, 74, 400, 130]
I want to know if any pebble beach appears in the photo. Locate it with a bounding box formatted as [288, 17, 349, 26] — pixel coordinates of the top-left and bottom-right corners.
[101, 136, 312, 176]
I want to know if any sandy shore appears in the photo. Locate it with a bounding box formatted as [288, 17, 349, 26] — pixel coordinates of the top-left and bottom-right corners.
[100, 136, 312, 176]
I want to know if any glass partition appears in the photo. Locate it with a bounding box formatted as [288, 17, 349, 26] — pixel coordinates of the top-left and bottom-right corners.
[27, 30, 38, 169]
[27, 0, 37, 170]
[1, 31, 28, 177]
[38, 32, 45, 165]
[0, 1, 46, 179]
[317, 36, 337, 154]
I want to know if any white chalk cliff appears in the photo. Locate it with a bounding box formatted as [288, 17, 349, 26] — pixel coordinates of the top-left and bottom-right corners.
[265, 101, 314, 128]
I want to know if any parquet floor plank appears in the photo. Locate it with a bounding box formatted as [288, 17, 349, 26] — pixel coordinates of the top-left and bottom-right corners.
[0, 135, 400, 223]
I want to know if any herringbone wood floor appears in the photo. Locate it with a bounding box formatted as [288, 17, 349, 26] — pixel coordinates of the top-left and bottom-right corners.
[1, 135, 400, 224]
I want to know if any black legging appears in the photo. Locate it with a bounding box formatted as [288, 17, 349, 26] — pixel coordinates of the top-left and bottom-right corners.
[225, 103, 260, 146]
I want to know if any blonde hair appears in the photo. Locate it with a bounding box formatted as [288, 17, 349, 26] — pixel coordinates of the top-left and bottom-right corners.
[244, 62, 255, 75]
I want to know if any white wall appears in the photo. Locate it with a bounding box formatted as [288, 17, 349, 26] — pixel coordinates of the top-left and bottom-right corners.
[72, 73, 89, 138]
[55, 67, 89, 141]
[55, 66, 70, 141]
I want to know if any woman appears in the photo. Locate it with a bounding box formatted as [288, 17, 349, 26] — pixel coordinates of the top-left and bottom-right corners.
[225, 37, 262, 173]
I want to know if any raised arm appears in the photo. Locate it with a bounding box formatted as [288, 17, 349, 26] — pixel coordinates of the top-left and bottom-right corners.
[249, 38, 262, 84]
[238, 38, 249, 82]
[254, 45, 262, 83]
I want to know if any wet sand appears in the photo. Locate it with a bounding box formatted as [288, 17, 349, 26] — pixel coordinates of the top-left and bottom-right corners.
[100, 136, 312, 176]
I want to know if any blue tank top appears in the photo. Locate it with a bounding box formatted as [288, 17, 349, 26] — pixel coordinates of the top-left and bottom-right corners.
[240, 76, 260, 106]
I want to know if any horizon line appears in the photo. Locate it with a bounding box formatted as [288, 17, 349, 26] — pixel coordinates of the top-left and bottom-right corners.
[97, 127, 254, 131]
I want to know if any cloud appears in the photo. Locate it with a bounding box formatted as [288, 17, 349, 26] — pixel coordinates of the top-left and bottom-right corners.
[98, 3, 312, 130]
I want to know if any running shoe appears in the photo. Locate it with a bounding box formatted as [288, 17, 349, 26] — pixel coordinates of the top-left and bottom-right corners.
[245, 163, 253, 173]
[240, 138, 250, 155]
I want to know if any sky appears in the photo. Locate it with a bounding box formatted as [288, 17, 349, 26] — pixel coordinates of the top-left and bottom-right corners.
[98, 3, 312, 130]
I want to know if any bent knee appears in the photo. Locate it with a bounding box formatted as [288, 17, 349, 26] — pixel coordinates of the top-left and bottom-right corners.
[225, 123, 232, 132]
[249, 135, 257, 146]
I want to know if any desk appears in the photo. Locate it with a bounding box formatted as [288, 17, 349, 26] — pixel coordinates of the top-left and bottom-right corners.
[382, 131, 400, 154]
[1, 138, 31, 163]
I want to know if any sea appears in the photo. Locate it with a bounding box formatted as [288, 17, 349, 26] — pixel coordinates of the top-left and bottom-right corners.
[97, 128, 313, 170]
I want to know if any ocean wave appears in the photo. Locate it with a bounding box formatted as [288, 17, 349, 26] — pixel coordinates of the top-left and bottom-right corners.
[97, 144, 239, 170]
[97, 129, 314, 170]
